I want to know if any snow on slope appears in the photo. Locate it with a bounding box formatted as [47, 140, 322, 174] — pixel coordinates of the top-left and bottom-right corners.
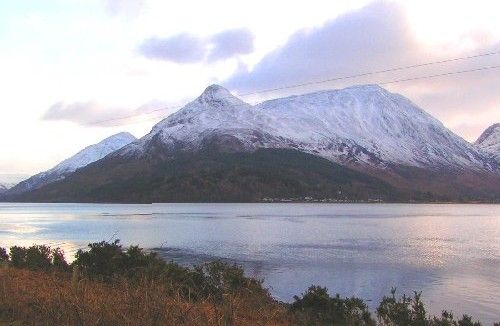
[475, 123, 500, 161]
[7, 132, 136, 195]
[0, 174, 29, 192]
[119, 85, 496, 171]
[0, 183, 14, 194]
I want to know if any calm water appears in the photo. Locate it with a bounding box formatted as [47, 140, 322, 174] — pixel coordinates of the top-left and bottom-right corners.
[0, 203, 498, 323]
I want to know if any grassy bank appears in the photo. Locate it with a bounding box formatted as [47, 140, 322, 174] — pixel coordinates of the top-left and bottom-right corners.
[0, 241, 497, 325]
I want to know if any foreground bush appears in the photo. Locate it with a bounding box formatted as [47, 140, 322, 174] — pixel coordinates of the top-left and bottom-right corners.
[0, 242, 498, 325]
[291, 285, 375, 325]
[7, 244, 69, 271]
[376, 288, 485, 326]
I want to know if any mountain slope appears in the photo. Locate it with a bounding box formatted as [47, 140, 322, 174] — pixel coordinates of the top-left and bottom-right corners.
[0, 184, 10, 194]
[0, 174, 29, 194]
[6, 132, 136, 195]
[120, 85, 497, 172]
[15, 149, 403, 203]
[475, 123, 500, 162]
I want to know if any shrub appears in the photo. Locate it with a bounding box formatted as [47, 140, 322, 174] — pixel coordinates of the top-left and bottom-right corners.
[51, 247, 69, 271]
[0, 247, 8, 261]
[377, 288, 483, 326]
[191, 260, 269, 302]
[25, 245, 52, 270]
[376, 288, 426, 326]
[290, 285, 375, 325]
[8, 245, 69, 271]
[73, 240, 166, 281]
[9, 246, 27, 267]
[74, 239, 127, 280]
[73, 240, 271, 305]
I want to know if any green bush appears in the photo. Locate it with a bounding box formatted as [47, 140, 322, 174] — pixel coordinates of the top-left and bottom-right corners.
[377, 288, 483, 326]
[9, 246, 27, 267]
[74, 239, 128, 280]
[7, 245, 68, 271]
[73, 240, 164, 281]
[376, 288, 426, 326]
[0, 247, 8, 261]
[52, 247, 70, 271]
[191, 260, 269, 302]
[25, 245, 52, 270]
[290, 285, 375, 325]
[72, 240, 271, 304]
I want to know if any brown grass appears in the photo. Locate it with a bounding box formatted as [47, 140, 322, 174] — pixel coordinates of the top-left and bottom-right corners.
[0, 267, 290, 325]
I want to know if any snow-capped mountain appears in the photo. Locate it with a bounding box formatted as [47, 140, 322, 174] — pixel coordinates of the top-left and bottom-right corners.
[0, 174, 29, 193]
[120, 84, 496, 171]
[8, 85, 500, 203]
[0, 183, 15, 194]
[475, 123, 500, 162]
[7, 132, 136, 195]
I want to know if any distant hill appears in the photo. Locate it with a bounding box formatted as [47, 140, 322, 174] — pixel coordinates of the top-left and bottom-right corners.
[5, 132, 136, 196]
[0, 174, 29, 194]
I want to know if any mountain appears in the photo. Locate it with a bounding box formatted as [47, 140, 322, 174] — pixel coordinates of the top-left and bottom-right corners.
[12, 149, 403, 203]
[0, 174, 29, 194]
[122, 85, 496, 171]
[6, 132, 136, 196]
[8, 85, 500, 203]
[0, 183, 10, 194]
[475, 123, 500, 162]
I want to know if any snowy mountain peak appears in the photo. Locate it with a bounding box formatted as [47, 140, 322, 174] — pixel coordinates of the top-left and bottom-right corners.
[196, 84, 246, 107]
[100, 132, 136, 146]
[119, 84, 498, 172]
[476, 123, 500, 145]
[53, 132, 136, 172]
[475, 123, 500, 161]
[344, 84, 386, 92]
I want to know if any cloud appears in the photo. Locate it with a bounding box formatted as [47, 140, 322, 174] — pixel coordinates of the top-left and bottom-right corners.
[42, 100, 174, 127]
[139, 34, 206, 63]
[208, 28, 254, 62]
[224, 1, 500, 141]
[226, 1, 421, 92]
[138, 28, 254, 64]
[42, 102, 119, 125]
[104, 0, 146, 16]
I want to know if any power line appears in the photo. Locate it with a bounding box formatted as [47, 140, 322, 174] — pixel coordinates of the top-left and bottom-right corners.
[238, 50, 500, 96]
[380, 64, 500, 85]
[93, 50, 500, 126]
[102, 63, 500, 127]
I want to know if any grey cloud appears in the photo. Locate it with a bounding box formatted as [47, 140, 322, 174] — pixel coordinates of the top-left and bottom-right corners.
[225, 1, 500, 141]
[226, 1, 420, 93]
[42, 102, 118, 125]
[139, 34, 206, 63]
[42, 100, 174, 127]
[138, 28, 254, 64]
[208, 28, 254, 62]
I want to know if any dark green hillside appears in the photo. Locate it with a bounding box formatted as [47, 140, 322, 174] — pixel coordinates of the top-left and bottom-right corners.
[13, 149, 400, 203]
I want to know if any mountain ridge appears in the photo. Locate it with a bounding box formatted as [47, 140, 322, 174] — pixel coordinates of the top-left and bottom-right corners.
[475, 123, 500, 162]
[6, 132, 136, 195]
[118, 84, 497, 171]
[4, 85, 500, 203]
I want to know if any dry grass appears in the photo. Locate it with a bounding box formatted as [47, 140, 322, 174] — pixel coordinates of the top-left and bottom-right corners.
[0, 267, 290, 326]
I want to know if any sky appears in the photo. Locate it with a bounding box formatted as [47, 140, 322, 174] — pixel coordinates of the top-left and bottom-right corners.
[0, 0, 499, 175]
